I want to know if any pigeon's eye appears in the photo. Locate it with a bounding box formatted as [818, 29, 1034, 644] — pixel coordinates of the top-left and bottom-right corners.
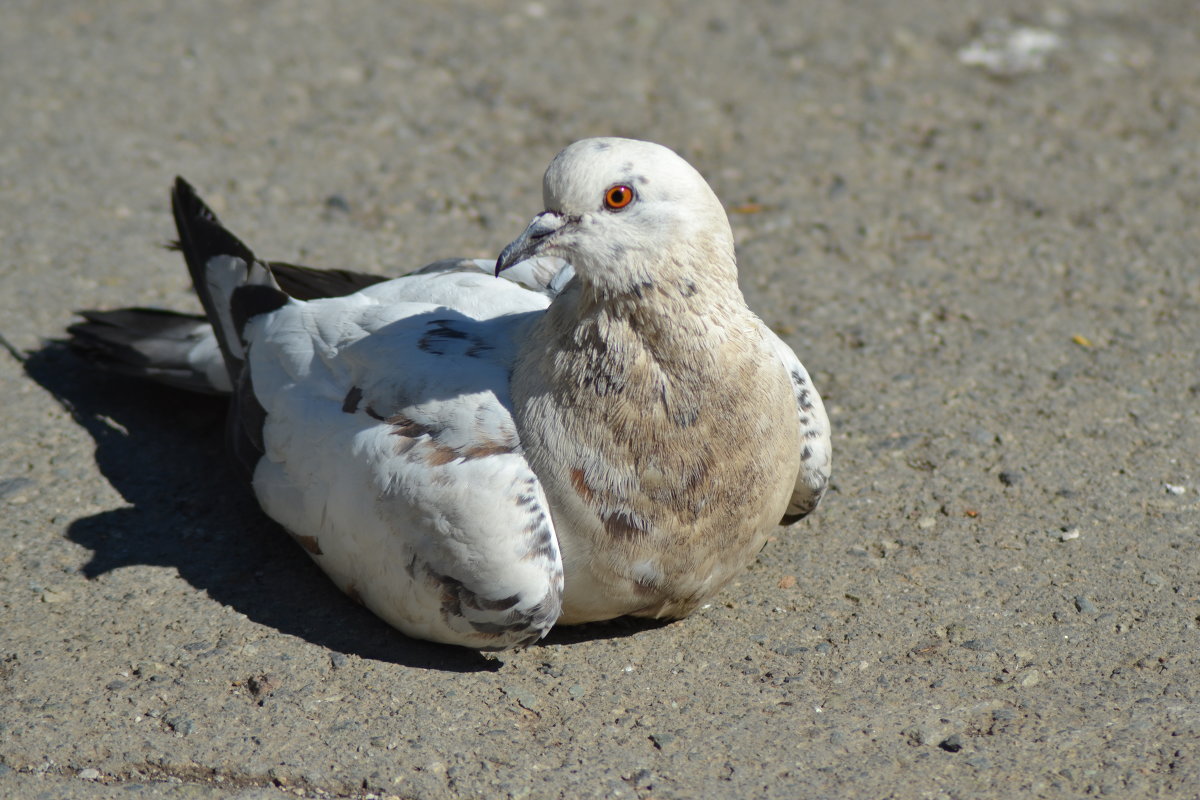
[603, 184, 635, 210]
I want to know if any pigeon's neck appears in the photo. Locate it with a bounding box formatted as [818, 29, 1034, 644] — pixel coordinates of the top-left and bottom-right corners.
[518, 269, 764, 419]
[566, 272, 749, 359]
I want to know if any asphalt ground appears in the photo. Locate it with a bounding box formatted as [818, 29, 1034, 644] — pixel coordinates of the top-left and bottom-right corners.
[1, 2, 1198, 798]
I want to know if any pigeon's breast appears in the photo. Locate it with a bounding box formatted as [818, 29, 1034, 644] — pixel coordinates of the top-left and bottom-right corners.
[513, 301, 801, 623]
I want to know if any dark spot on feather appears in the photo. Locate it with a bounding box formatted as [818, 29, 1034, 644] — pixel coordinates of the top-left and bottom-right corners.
[230, 284, 288, 342]
[603, 510, 650, 540]
[460, 440, 516, 460]
[797, 388, 815, 411]
[389, 414, 514, 463]
[801, 445, 813, 461]
[364, 406, 385, 421]
[804, 428, 824, 440]
[582, 370, 622, 397]
[632, 571, 661, 597]
[791, 369, 807, 387]
[344, 583, 365, 606]
[290, 532, 323, 556]
[672, 406, 700, 428]
[570, 468, 594, 504]
[388, 414, 434, 438]
[342, 386, 363, 414]
[425, 446, 459, 466]
[417, 319, 493, 358]
[429, 568, 556, 638]
[521, 513, 558, 563]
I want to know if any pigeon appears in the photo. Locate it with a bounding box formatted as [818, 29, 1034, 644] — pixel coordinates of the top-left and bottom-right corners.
[68, 138, 831, 650]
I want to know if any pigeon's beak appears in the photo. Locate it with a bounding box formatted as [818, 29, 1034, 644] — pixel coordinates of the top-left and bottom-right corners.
[496, 212, 565, 276]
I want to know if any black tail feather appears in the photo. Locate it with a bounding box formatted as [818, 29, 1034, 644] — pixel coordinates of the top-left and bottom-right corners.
[67, 308, 225, 394]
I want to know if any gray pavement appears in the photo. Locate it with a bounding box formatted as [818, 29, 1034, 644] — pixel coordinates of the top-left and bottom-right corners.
[1, 2, 1198, 798]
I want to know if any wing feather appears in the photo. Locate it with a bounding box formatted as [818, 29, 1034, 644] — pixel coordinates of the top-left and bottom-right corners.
[760, 325, 832, 523]
[245, 272, 564, 648]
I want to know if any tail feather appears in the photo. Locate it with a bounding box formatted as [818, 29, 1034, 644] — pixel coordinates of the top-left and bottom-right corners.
[67, 308, 230, 394]
[169, 177, 296, 479]
[170, 177, 288, 380]
[69, 179, 372, 479]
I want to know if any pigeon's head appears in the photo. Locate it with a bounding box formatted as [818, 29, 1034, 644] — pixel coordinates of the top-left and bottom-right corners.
[496, 138, 737, 295]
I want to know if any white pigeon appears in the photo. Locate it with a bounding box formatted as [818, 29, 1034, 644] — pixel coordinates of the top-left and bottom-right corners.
[69, 138, 831, 650]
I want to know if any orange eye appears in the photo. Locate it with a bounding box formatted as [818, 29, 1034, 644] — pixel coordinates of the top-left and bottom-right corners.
[604, 184, 635, 210]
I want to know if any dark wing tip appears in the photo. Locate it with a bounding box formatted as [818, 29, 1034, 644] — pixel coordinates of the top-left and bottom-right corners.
[268, 261, 390, 301]
[171, 177, 257, 268]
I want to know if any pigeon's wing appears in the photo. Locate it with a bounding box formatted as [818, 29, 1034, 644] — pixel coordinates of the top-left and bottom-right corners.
[410, 256, 575, 298]
[243, 272, 564, 649]
[760, 325, 832, 523]
[268, 261, 389, 300]
[269, 255, 575, 301]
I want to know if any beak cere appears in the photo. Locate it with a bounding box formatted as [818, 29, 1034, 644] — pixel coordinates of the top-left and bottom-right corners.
[495, 211, 566, 276]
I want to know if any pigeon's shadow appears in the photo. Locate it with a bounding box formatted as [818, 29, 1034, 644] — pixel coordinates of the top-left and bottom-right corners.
[23, 343, 497, 673]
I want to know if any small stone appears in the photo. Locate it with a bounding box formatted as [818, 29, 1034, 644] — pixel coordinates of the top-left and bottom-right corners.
[774, 644, 809, 656]
[105, 680, 128, 691]
[969, 427, 996, 445]
[247, 674, 278, 696]
[1074, 595, 1097, 614]
[815, 642, 832, 655]
[938, 734, 963, 753]
[330, 653, 349, 669]
[324, 194, 352, 214]
[166, 716, 195, 735]
[649, 732, 676, 750]
[1058, 527, 1080, 541]
[78, 768, 101, 780]
[1019, 669, 1041, 687]
[1143, 573, 1165, 587]
[501, 686, 538, 710]
[777, 574, 797, 590]
[1164, 483, 1186, 496]
[992, 707, 1016, 722]
[0, 477, 34, 501]
[917, 516, 936, 530]
[998, 471, 1022, 486]
[41, 587, 69, 603]
[568, 684, 585, 698]
[961, 638, 995, 652]
[629, 769, 655, 788]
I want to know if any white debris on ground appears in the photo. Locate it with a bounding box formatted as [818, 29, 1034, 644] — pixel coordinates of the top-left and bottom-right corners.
[958, 21, 1064, 77]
